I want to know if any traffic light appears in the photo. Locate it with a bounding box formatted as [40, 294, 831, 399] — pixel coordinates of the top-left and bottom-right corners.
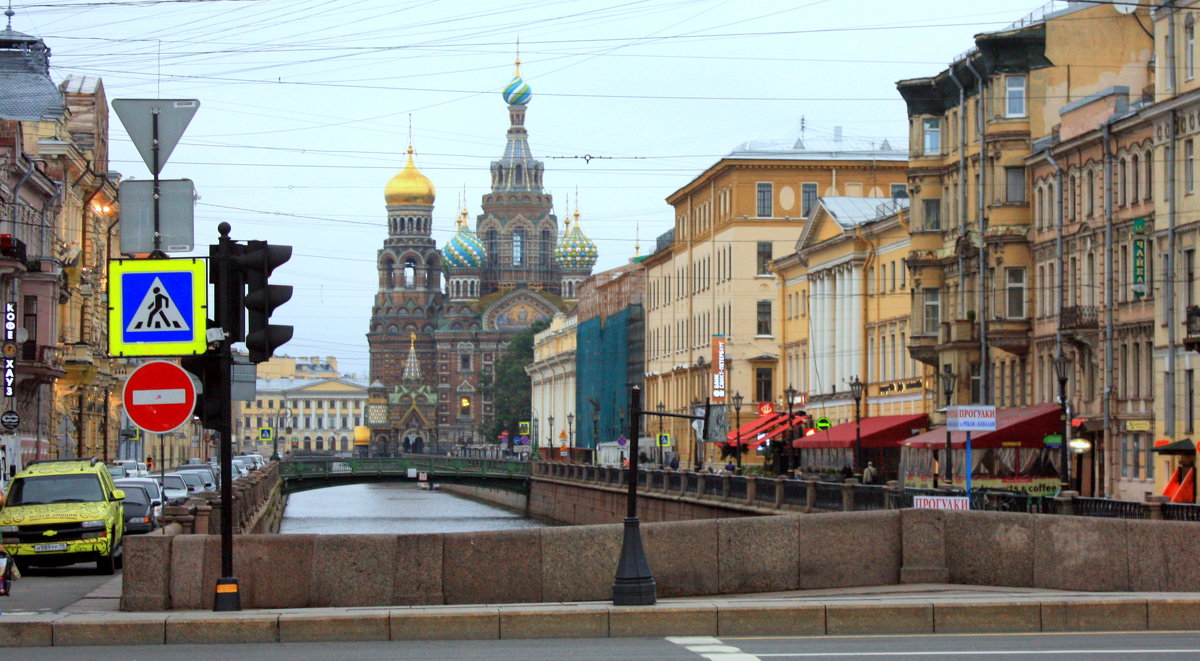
[180, 352, 223, 428]
[236, 240, 293, 364]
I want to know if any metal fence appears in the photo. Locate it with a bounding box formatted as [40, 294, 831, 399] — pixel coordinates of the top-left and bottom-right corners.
[855, 484, 888, 511]
[1163, 502, 1200, 522]
[703, 474, 723, 497]
[728, 476, 748, 501]
[756, 478, 777, 506]
[813, 482, 842, 510]
[1073, 496, 1147, 519]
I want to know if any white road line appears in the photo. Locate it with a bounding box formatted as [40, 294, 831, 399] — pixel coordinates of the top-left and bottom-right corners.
[668, 636, 763, 661]
[754, 650, 1200, 657]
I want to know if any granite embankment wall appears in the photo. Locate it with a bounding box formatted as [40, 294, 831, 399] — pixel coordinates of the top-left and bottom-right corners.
[121, 509, 1200, 611]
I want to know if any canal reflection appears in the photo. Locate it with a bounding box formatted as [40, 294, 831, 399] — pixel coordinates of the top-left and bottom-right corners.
[279, 482, 545, 535]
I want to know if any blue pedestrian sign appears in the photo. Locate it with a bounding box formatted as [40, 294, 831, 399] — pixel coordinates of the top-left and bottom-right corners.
[108, 258, 207, 357]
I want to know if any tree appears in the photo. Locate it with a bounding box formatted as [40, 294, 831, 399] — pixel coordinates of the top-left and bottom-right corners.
[478, 318, 549, 444]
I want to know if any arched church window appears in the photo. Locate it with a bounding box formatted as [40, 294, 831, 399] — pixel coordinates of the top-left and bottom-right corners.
[486, 228, 499, 264]
[382, 258, 395, 289]
[404, 259, 417, 288]
[513, 229, 525, 266]
[541, 229, 551, 267]
[514, 164, 523, 188]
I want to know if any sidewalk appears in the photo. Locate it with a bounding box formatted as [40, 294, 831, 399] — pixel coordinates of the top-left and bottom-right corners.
[2, 581, 1199, 647]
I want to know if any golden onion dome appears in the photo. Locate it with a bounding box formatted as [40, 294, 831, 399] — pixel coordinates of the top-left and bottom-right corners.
[384, 146, 436, 206]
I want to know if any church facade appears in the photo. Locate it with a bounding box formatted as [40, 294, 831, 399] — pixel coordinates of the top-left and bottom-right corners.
[365, 61, 597, 454]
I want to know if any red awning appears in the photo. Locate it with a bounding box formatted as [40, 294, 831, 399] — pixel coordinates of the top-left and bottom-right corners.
[793, 414, 929, 449]
[724, 412, 784, 446]
[902, 403, 1061, 449]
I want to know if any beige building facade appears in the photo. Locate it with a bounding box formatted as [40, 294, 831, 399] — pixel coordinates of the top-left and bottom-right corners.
[527, 312, 577, 451]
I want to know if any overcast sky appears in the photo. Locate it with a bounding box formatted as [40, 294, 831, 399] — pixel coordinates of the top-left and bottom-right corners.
[20, 0, 1070, 376]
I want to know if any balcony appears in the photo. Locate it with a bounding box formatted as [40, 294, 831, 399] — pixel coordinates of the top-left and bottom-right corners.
[62, 343, 98, 385]
[939, 319, 978, 346]
[906, 249, 941, 267]
[1060, 305, 1099, 331]
[1185, 306, 1200, 352]
[15, 342, 64, 385]
[907, 333, 938, 366]
[986, 318, 1032, 356]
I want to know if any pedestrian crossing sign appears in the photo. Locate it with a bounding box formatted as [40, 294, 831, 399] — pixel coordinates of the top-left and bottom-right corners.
[657, 433, 670, 447]
[259, 427, 274, 442]
[108, 258, 207, 357]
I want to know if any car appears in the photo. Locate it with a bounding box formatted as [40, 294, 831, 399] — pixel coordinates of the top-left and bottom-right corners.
[175, 470, 204, 494]
[173, 464, 218, 490]
[148, 473, 190, 505]
[107, 465, 129, 480]
[239, 454, 266, 470]
[114, 477, 164, 509]
[135, 462, 150, 478]
[117, 484, 158, 535]
[231, 457, 252, 477]
[112, 460, 139, 477]
[0, 457, 125, 574]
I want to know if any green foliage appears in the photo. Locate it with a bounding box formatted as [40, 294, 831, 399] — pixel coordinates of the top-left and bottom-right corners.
[478, 318, 550, 443]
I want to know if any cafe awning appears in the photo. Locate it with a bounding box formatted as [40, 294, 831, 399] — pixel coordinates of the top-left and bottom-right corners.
[794, 414, 929, 449]
[903, 403, 1061, 450]
[1153, 438, 1196, 455]
[724, 412, 784, 446]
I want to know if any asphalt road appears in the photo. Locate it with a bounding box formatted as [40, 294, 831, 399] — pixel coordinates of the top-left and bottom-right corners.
[0, 561, 117, 613]
[4, 632, 1200, 660]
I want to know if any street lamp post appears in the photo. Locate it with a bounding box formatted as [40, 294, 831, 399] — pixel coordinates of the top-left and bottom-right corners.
[690, 399, 702, 471]
[939, 366, 957, 486]
[592, 410, 600, 465]
[546, 414, 554, 463]
[567, 412, 574, 458]
[849, 376, 865, 475]
[656, 402, 665, 467]
[784, 385, 797, 476]
[731, 392, 743, 471]
[1053, 352, 1072, 492]
[276, 405, 291, 461]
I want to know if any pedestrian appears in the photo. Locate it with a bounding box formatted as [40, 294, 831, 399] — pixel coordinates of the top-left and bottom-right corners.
[862, 461, 878, 485]
[841, 464, 854, 480]
[0, 543, 19, 596]
[669, 455, 679, 470]
[724, 461, 736, 473]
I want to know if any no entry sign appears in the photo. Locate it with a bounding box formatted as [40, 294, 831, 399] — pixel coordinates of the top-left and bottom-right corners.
[123, 360, 197, 434]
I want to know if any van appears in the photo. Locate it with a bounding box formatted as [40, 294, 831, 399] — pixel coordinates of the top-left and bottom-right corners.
[0, 457, 125, 574]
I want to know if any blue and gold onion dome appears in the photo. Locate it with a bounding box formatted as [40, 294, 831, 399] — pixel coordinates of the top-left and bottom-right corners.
[443, 210, 486, 269]
[556, 211, 598, 270]
[502, 59, 532, 105]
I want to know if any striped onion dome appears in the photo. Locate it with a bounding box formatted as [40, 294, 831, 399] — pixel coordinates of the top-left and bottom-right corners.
[443, 210, 486, 269]
[556, 210, 598, 270]
[502, 59, 532, 106]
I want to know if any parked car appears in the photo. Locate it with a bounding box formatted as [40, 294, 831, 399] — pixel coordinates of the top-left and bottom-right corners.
[135, 462, 150, 477]
[117, 483, 158, 535]
[148, 473, 189, 505]
[231, 457, 251, 477]
[107, 465, 129, 480]
[172, 464, 217, 491]
[175, 470, 204, 494]
[112, 460, 139, 477]
[238, 454, 266, 470]
[0, 457, 125, 574]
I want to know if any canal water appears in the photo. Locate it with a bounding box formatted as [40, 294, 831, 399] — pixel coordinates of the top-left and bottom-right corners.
[279, 482, 545, 535]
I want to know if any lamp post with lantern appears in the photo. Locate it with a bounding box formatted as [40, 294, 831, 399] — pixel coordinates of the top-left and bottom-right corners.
[849, 376, 865, 474]
[939, 365, 957, 485]
[656, 402, 666, 467]
[784, 385, 797, 475]
[730, 392, 743, 471]
[546, 414, 554, 463]
[275, 405, 291, 461]
[567, 412, 574, 459]
[1053, 351, 1072, 491]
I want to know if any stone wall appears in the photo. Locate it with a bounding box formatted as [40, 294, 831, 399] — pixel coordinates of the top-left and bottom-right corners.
[121, 509, 1200, 611]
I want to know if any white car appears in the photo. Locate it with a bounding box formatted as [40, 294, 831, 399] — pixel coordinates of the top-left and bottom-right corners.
[150, 473, 190, 504]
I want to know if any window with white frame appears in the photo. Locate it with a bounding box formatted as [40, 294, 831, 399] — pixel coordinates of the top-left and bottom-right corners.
[1005, 76, 1026, 118]
[922, 289, 940, 334]
[922, 198, 941, 230]
[1006, 267, 1026, 318]
[923, 117, 941, 154]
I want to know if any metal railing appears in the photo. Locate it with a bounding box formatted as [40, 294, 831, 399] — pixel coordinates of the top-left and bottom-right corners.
[782, 479, 808, 508]
[703, 474, 723, 497]
[855, 484, 888, 511]
[1073, 496, 1146, 519]
[1162, 502, 1200, 522]
[728, 475, 748, 501]
[813, 482, 843, 510]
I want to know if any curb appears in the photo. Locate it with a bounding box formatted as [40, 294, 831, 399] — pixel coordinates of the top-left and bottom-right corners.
[2, 594, 1199, 647]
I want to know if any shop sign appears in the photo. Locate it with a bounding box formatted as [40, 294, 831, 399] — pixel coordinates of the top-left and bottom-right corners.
[710, 335, 726, 402]
[3, 302, 15, 397]
[1132, 238, 1147, 298]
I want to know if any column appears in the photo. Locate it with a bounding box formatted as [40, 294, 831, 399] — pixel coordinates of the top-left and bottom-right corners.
[850, 263, 863, 383]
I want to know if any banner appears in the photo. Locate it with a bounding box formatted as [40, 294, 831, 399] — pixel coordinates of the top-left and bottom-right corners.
[710, 335, 726, 403]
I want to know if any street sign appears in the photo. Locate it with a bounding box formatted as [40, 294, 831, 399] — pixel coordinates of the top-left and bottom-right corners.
[558, 430, 567, 440]
[118, 179, 196, 254]
[758, 402, 774, 416]
[0, 410, 18, 430]
[815, 417, 832, 431]
[258, 428, 274, 442]
[122, 360, 198, 433]
[947, 405, 997, 432]
[108, 258, 207, 357]
[519, 421, 530, 435]
[112, 99, 200, 175]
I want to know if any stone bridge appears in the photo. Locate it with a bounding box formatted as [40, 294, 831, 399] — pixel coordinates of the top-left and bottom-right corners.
[277, 456, 531, 495]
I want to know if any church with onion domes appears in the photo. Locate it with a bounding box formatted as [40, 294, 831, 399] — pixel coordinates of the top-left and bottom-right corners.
[365, 60, 597, 454]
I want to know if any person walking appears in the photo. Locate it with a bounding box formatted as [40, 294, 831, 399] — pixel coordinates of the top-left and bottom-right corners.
[862, 461, 878, 485]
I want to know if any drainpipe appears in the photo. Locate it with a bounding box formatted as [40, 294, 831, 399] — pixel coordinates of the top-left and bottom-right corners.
[10, 158, 35, 233]
[1102, 120, 1115, 498]
[1045, 151, 1065, 359]
[1166, 9, 1179, 440]
[964, 58, 988, 403]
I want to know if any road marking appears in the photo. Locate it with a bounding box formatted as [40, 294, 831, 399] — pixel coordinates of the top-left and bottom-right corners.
[131, 388, 187, 405]
[669, 636, 762, 660]
[753, 650, 1200, 657]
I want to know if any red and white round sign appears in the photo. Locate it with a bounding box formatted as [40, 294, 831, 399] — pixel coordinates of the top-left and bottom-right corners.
[122, 360, 198, 433]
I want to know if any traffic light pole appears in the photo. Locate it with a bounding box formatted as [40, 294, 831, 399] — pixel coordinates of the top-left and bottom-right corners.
[211, 223, 240, 612]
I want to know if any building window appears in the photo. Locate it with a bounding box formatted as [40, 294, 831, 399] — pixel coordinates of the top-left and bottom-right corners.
[540, 229, 551, 266]
[890, 183, 907, 199]
[1006, 167, 1026, 203]
[801, 183, 818, 217]
[1187, 248, 1197, 308]
[460, 354, 471, 371]
[512, 228, 525, 266]
[754, 367, 773, 404]
[1188, 18, 1196, 80]
[922, 289, 941, 334]
[1188, 140, 1196, 195]
[922, 198, 941, 230]
[1006, 267, 1026, 318]
[21, 295, 35, 344]
[756, 241, 772, 275]
[969, 362, 982, 404]
[486, 228, 499, 264]
[756, 300, 772, 336]
[1189, 369, 1196, 434]
[923, 117, 940, 154]
[1005, 75, 1026, 118]
[756, 182, 772, 217]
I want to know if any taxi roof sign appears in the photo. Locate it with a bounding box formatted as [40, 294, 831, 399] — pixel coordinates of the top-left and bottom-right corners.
[108, 258, 207, 357]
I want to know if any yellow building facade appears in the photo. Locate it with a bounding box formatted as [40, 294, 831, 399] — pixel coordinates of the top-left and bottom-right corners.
[237, 377, 368, 458]
[645, 139, 907, 469]
[527, 312, 577, 452]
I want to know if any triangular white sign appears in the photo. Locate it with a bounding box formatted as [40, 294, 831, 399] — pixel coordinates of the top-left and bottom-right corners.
[112, 99, 200, 175]
[126, 277, 190, 333]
